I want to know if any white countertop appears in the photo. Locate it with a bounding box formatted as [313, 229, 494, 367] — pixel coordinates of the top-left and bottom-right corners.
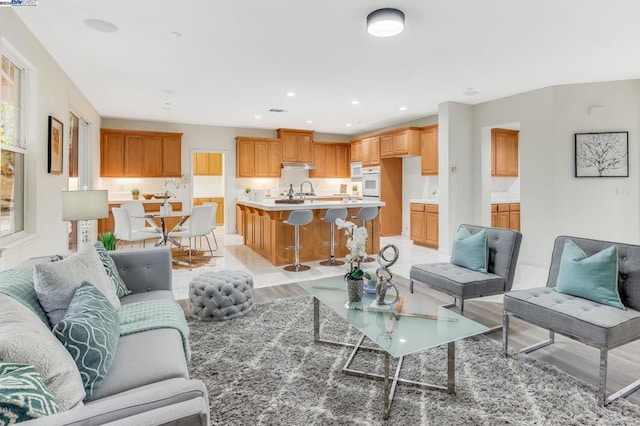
[237, 199, 385, 211]
[491, 197, 520, 204]
[409, 198, 439, 205]
[108, 198, 180, 204]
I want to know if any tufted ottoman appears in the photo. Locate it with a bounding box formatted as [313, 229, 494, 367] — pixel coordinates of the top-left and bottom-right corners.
[189, 270, 254, 321]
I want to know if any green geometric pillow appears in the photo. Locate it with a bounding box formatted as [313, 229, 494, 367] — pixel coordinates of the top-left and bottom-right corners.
[94, 242, 132, 298]
[0, 363, 61, 421]
[0, 269, 49, 325]
[52, 282, 120, 400]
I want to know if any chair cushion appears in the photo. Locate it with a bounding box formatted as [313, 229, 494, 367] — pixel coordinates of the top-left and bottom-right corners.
[451, 226, 488, 273]
[504, 287, 640, 348]
[555, 239, 624, 309]
[410, 263, 505, 299]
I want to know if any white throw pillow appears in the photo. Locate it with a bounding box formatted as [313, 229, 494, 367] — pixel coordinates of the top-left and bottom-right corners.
[34, 245, 121, 327]
[0, 294, 86, 410]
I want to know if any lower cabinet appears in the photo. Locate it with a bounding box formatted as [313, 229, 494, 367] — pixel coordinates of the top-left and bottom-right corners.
[193, 197, 224, 225]
[491, 203, 520, 231]
[410, 203, 439, 248]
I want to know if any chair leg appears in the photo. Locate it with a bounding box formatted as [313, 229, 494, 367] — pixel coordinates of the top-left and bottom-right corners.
[188, 238, 192, 264]
[503, 311, 510, 356]
[210, 230, 219, 251]
[410, 279, 414, 293]
[598, 348, 608, 407]
[519, 330, 555, 354]
[203, 234, 213, 255]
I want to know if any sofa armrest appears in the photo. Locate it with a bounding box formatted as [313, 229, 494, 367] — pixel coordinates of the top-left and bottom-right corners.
[109, 247, 173, 293]
[103, 397, 208, 426]
[25, 378, 209, 426]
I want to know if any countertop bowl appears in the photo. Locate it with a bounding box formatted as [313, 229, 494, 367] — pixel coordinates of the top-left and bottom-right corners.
[142, 193, 154, 199]
[153, 194, 170, 200]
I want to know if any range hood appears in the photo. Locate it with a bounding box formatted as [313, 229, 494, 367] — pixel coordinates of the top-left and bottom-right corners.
[281, 162, 316, 170]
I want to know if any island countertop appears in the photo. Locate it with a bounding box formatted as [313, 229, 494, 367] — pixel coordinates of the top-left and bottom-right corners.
[236, 198, 385, 211]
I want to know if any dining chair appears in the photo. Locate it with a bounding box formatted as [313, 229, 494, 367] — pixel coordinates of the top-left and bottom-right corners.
[202, 202, 219, 252]
[121, 202, 160, 234]
[112, 207, 159, 248]
[168, 204, 214, 263]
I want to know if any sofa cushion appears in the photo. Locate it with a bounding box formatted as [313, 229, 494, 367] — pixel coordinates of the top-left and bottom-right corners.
[0, 363, 61, 421]
[94, 242, 132, 298]
[450, 226, 488, 273]
[0, 294, 85, 410]
[34, 245, 121, 327]
[410, 263, 505, 299]
[555, 239, 624, 309]
[120, 290, 175, 305]
[88, 329, 189, 401]
[504, 287, 640, 348]
[0, 269, 48, 324]
[53, 283, 120, 400]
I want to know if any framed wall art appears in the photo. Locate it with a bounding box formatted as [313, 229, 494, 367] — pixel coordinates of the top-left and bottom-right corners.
[48, 115, 63, 174]
[575, 131, 628, 177]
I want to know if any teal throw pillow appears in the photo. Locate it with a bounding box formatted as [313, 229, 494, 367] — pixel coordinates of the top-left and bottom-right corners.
[94, 242, 132, 298]
[0, 269, 49, 325]
[52, 282, 120, 400]
[554, 239, 624, 309]
[0, 362, 61, 421]
[450, 226, 488, 273]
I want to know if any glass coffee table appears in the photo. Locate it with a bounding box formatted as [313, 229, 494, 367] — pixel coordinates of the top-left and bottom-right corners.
[299, 277, 489, 420]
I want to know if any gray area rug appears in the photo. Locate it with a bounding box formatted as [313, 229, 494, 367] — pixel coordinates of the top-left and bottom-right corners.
[188, 296, 640, 425]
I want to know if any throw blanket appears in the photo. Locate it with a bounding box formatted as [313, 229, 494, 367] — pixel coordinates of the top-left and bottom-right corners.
[118, 300, 191, 362]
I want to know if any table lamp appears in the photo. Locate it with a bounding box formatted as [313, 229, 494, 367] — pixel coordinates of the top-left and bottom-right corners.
[61, 188, 108, 246]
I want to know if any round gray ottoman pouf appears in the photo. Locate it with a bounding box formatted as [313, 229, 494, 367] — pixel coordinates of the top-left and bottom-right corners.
[189, 270, 254, 321]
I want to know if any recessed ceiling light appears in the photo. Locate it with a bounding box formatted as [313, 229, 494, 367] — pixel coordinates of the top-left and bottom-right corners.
[286, 91, 296, 97]
[254, 115, 261, 119]
[367, 8, 405, 37]
[463, 88, 480, 96]
[346, 123, 352, 127]
[399, 106, 407, 111]
[170, 31, 183, 38]
[306, 120, 313, 124]
[352, 100, 360, 105]
[268, 108, 286, 113]
[83, 18, 118, 33]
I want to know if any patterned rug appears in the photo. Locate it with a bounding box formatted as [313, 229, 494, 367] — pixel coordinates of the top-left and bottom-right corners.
[188, 296, 640, 425]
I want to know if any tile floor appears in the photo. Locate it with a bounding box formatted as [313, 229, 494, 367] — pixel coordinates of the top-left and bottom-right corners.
[172, 230, 549, 302]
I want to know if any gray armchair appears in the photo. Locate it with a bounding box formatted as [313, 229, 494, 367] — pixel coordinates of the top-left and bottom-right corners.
[410, 224, 522, 330]
[503, 235, 640, 406]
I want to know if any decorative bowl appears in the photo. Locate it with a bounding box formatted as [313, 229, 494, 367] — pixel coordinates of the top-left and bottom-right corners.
[153, 194, 171, 200]
[142, 193, 154, 199]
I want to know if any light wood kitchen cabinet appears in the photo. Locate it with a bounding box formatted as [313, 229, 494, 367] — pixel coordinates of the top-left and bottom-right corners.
[194, 153, 222, 176]
[351, 139, 362, 162]
[236, 204, 244, 236]
[193, 197, 224, 225]
[235, 137, 282, 177]
[491, 203, 520, 231]
[421, 125, 438, 175]
[380, 133, 394, 157]
[97, 201, 183, 235]
[362, 136, 380, 166]
[100, 129, 183, 178]
[410, 203, 439, 248]
[492, 128, 519, 177]
[310, 142, 350, 178]
[277, 128, 313, 163]
[380, 128, 421, 158]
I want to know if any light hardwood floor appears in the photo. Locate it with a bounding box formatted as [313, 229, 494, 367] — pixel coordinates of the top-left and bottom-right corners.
[253, 276, 640, 406]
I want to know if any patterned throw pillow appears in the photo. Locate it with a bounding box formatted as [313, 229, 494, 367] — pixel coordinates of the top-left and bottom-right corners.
[0, 362, 61, 421]
[0, 269, 49, 325]
[52, 282, 120, 400]
[93, 242, 132, 297]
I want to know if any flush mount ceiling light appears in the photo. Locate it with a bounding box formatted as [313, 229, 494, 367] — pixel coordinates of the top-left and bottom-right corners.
[367, 8, 405, 37]
[83, 18, 118, 33]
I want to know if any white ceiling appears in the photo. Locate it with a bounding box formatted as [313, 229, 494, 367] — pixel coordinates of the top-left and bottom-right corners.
[14, 1, 640, 135]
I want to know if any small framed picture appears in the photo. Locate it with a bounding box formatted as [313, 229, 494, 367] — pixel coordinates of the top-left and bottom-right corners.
[575, 131, 628, 177]
[48, 116, 63, 174]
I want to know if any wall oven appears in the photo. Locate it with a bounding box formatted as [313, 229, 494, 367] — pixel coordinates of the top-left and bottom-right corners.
[350, 161, 363, 181]
[362, 167, 380, 198]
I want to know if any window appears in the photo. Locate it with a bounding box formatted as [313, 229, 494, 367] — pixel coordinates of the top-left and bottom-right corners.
[1, 55, 26, 237]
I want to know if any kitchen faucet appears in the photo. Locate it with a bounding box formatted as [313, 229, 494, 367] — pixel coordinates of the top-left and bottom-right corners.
[299, 181, 315, 200]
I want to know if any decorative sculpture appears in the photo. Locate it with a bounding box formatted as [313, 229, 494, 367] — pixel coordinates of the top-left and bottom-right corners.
[375, 244, 400, 305]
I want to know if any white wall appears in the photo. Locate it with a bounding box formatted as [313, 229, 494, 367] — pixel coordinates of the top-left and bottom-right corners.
[0, 10, 101, 269]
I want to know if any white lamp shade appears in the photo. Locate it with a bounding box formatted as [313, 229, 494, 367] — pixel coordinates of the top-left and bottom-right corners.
[61, 190, 108, 221]
[367, 8, 405, 37]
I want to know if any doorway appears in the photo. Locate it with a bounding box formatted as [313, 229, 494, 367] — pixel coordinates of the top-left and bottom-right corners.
[191, 151, 225, 228]
[67, 112, 90, 252]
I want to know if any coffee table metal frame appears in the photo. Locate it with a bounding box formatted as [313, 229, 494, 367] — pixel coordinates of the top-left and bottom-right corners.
[312, 297, 455, 420]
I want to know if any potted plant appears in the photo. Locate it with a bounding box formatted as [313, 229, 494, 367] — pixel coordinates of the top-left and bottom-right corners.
[335, 218, 368, 302]
[352, 184, 359, 196]
[99, 232, 116, 250]
[131, 188, 140, 200]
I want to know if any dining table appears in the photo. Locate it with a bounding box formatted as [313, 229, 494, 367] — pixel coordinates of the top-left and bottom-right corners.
[133, 211, 191, 249]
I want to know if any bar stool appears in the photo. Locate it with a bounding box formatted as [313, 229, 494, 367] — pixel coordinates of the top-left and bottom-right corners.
[283, 209, 314, 272]
[319, 207, 348, 267]
[352, 206, 379, 263]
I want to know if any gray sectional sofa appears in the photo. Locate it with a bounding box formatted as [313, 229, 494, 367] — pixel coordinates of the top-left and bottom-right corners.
[1, 246, 209, 425]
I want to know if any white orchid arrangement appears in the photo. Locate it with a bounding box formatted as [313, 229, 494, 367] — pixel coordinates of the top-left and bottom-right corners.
[335, 218, 368, 279]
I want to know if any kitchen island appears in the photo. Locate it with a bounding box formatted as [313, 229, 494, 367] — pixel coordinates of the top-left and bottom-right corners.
[236, 199, 385, 267]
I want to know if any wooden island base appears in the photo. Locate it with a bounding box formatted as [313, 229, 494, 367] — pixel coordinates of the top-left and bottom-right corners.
[236, 202, 382, 267]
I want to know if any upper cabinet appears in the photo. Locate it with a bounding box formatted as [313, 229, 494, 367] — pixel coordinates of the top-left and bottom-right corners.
[421, 125, 438, 175]
[100, 129, 182, 177]
[492, 128, 519, 177]
[380, 128, 421, 158]
[361, 136, 380, 167]
[236, 137, 282, 178]
[277, 128, 314, 163]
[310, 143, 351, 178]
[194, 152, 223, 176]
[350, 139, 362, 162]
